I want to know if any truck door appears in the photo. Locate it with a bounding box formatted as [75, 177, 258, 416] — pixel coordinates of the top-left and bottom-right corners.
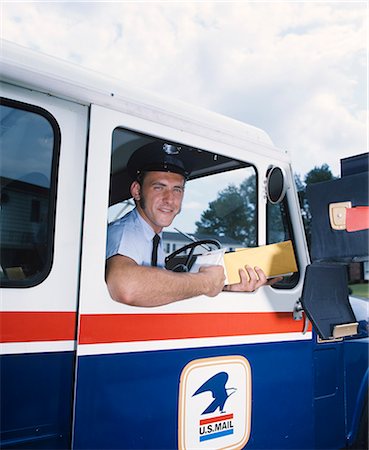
[73, 104, 313, 449]
[0, 85, 88, 449]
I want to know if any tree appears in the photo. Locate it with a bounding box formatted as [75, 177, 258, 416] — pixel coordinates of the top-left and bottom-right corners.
[195, 174, 257, 246]
[195, 164, 335, 250]
[304, 163, 334, 185]
[296, 164, 336, 248]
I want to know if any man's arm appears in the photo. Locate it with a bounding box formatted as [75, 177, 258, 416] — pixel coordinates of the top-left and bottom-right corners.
[106, 254, 225, 307]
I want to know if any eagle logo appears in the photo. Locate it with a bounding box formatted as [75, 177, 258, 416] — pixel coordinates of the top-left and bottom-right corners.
[192, 371, 237, 415]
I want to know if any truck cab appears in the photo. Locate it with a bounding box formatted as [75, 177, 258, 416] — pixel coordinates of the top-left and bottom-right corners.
[1, 40, 367, 450]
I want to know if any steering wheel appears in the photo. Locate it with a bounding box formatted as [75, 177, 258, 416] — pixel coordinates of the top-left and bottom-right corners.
[165, 239, 221, 272]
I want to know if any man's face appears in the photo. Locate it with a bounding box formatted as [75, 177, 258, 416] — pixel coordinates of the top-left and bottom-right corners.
[131, 171, 185, 233]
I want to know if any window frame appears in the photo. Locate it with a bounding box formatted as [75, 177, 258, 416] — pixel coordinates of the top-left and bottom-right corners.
[266, 196, 300, 289]
[0, 98, 61, 288]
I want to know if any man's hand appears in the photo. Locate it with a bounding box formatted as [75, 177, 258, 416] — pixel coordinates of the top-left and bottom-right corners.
[223, 265, 283, 292]
[198, 265, 226, 297]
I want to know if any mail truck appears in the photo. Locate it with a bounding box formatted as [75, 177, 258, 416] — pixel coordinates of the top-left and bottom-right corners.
[1, 40, 367, 450]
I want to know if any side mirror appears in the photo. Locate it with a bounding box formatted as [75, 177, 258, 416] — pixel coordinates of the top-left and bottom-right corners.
[266, 166, 288, 204]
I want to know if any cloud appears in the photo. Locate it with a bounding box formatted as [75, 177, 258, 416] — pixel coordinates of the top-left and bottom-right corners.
[287, 91, 366, 175]
[1, 1, 366, 177]
[182, 201, 203, 211]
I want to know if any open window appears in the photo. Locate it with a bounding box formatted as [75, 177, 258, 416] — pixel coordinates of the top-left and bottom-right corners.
[108, 128, 257, 266]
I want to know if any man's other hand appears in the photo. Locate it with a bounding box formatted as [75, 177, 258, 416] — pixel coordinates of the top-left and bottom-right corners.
[224, 265, 283, 292]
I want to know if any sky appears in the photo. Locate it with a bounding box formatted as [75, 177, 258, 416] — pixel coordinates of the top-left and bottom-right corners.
[1, 0, 367, 178]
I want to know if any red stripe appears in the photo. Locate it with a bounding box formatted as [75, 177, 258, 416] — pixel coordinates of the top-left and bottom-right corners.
[0, 312, 76, 343]
[79, 312, 306, 344]
[1, 311, 308, 345]
[200, 414, 233, 425]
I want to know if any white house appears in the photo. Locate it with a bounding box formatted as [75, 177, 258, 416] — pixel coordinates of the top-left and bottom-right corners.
[162, 231, 243, 255]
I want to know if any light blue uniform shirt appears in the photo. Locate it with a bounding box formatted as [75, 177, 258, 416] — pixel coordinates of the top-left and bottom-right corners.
[106, 208, 165, 268]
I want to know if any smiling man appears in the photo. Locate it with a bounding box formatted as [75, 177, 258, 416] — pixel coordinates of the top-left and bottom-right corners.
[105, 141, 277, 307]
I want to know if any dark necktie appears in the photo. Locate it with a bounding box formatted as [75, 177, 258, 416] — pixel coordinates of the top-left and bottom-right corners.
[151, 234, 160, 267]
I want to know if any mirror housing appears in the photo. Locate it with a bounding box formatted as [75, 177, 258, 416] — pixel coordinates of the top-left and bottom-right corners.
[266, 166, 288, 204]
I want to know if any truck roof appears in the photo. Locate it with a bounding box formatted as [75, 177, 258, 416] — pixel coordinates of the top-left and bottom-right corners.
[1, 39, 288, 161]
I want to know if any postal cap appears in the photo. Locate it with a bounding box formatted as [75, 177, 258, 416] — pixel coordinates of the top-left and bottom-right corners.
[127, 141, 191, 179]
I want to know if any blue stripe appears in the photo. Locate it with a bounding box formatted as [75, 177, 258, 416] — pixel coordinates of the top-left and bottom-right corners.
[200, 429, 234, 442]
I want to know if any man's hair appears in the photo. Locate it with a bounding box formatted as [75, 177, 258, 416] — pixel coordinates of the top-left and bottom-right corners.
[136, 171, 147, 187]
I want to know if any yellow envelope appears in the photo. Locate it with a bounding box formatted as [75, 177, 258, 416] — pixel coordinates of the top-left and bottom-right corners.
[223, 240, 298, 285]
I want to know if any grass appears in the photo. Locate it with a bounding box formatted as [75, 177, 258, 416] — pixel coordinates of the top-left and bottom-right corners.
[349, 283, 369, 298]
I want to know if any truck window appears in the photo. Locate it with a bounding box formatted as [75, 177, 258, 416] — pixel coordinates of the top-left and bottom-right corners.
[0, 99, 60, 287]
[171, 167, 257, 249]
[109, 128, 257, 265]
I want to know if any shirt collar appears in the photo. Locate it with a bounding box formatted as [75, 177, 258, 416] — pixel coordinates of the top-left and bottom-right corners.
[133, 208, 163, 241]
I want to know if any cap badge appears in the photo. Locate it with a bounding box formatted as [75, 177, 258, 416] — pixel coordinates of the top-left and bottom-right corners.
[163, 143, 181, 155]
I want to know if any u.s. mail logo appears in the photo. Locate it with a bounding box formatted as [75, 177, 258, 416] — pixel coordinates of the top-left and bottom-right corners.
[178, 356, 252, 450]
[194, 371, 236, 442]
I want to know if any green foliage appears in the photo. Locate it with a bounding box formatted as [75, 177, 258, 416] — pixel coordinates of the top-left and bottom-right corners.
[195, 164, 335, 250]
[304, 163, 334, 185]
[349, 283, 369, 298]
[195, 175, 257, 246]
[295, 164, 336, 248]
